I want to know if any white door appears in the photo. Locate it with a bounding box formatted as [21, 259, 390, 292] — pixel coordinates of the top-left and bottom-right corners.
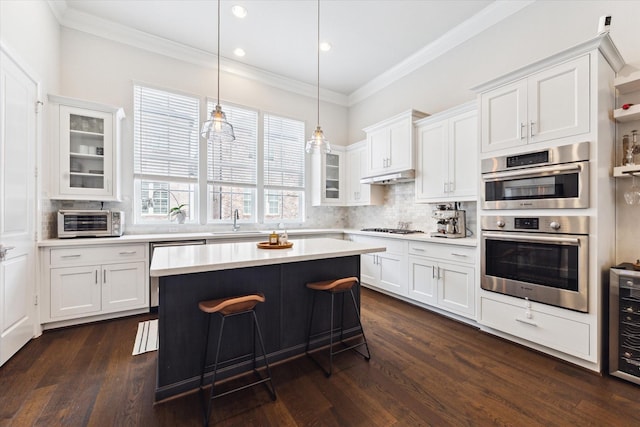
[480, 79, 527, 152]
[528, 55, 590, 144]
[437, 262, 475, 318]
[102, 261, 147, 313]
[50, 266, 102, 319]
[408, 256, 437, 305]
[366, 128, 389, 175]
[0, 49, 37, 366]
[448, 110, 478, 198]
[388, 117, 412, 172]
[415, 120, 447, 201]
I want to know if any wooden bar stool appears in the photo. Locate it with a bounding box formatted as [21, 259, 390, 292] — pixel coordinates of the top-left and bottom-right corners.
[198, 293, 276, 426]
[305, 277, 371, 377]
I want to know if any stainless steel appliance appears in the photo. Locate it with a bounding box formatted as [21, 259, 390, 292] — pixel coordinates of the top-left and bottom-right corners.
[430, 206, 466, 239]
[481, 141, 589, 209]
[149, 240, 206, 308]
[57, 210, 124, 238]
[481, 215, 589, 312]
[609, 264, 640, 385]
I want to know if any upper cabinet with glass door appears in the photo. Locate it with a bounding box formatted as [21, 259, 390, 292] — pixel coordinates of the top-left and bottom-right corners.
[311, 145, 345, 206]
[49, 95, 124, 201]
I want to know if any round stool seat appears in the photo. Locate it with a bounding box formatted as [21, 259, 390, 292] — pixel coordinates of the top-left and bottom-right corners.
[199, 293, 265, 315]
[306, 277, 358, 292]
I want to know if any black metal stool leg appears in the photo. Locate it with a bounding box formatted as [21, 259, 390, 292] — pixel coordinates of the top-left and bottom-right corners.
[252, 311, 277, 400]
[349, 288, 371, 361]
[305, 291, 316, 354]
[204, 315, 226, 427]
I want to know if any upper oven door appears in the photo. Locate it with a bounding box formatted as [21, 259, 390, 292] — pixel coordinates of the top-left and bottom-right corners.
[482, 160, 589, 209]
[481, 230, 589, 312]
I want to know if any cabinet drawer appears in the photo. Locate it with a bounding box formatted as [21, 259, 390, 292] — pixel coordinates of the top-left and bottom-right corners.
[409, 242, 476, 264]
[50, 244, 146, 266]
[480, 296, 590, 358]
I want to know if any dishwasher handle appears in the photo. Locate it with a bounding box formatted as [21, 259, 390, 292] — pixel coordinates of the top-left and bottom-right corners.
[151, 240, 206, 248]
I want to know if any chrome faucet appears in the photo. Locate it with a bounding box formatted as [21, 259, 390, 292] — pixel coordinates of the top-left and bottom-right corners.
[232, 209, 240, 231]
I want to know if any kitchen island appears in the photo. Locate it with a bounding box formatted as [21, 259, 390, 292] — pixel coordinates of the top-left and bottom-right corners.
[150, 237, 385, 401]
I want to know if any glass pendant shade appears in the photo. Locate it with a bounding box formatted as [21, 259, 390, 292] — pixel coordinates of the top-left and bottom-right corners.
[201, 104, 235, 143]
[306, 125, 331, 154]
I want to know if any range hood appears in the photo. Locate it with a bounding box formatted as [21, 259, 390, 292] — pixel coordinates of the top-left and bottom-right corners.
[360, 169, 415, 185]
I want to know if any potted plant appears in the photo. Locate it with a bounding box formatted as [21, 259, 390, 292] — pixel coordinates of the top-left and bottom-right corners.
[169, 204, 188, 224]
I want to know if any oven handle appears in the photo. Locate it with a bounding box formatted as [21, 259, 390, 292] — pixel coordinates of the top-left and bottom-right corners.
[482, 163, 581, 181]
[482, 232, 581, 245]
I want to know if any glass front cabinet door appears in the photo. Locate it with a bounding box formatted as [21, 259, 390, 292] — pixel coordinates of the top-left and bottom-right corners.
[311, 145, 345, 206]
[49, 95, 124, 201]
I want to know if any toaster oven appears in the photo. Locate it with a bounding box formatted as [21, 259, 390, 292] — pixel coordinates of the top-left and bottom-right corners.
[57, 210, 124, 238]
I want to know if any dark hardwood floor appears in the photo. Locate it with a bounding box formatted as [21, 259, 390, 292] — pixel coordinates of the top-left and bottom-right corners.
[1, 288, 639, 426]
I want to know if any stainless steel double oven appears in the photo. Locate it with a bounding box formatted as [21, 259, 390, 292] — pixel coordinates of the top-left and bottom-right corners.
[480, 142, 590, 312]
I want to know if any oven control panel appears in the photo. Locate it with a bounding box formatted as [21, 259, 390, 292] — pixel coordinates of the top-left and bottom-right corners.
[482, 215, 589, 235]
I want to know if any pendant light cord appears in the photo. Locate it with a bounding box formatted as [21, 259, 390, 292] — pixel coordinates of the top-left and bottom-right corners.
[217, 0, 221, 106]
[316, 0, 320, 128]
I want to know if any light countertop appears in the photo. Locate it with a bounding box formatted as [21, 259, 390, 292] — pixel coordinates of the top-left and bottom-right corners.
[150, 237, 386, 277]
[38, 228, 477, 248]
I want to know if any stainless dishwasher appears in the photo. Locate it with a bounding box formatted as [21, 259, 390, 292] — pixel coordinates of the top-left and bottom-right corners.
[150, 240, 206, 309]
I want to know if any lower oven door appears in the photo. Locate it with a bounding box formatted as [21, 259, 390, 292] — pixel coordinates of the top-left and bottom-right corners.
[481, 231, 588, 312]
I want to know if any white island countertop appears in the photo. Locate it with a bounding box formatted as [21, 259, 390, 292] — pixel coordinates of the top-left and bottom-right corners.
[150, 237, 386, 277]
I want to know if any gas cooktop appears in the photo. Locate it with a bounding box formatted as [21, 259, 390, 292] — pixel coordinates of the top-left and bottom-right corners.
[360, 228, 424, 235]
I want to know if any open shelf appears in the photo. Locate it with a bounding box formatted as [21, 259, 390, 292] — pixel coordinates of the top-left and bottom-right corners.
[614, 104, 640, 122]
[613, 165, 640, 177]
[615, 71, 640, 94]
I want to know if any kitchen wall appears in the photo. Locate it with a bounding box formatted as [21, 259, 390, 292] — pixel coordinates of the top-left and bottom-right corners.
[347, 0, 640, 262]
[46, 27, 351, 235]
[0, 0, 61, 240]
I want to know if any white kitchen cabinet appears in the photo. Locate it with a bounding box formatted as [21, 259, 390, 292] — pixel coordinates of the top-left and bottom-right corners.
[478, 55, 589, 152]
[408, 241, 476, 319]
[415, 103, 477, 202]
[42, 243, 149, 327]
[345, 141, 384, 206]
[311, 145, 345, 206]
[363, 109, 428, 177]
[480, 295, 591, 359]
[350, 235, 408, 296]
[48, 95, 124, 201]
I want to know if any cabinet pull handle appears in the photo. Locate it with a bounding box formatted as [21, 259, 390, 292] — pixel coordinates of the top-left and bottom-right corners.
[432, 266, 436, 279]
[529, 120, 535, 138]
[437, 266, 441, 280]
[62, 254, 81, 258]
[443, 182, 448, 193]
[516, 317, 538, 327]
[413, 247, 425, 252]
[119, 251, 137, 255]
[451, 253, 468, 257]
[520, 122, 526, 140]
[95, 270, 98, 284]
[103, 270, 106, 283]
[449, 181, 454, 192]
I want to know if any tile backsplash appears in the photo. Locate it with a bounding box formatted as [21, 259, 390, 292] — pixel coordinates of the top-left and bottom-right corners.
[41, 182, 477, 239]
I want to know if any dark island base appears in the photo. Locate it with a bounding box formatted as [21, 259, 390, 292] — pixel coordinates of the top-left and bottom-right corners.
[156, 255, 362, 401]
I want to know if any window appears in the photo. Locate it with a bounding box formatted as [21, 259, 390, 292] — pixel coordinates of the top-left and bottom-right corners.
[133, 85, 306, 225]
[263, 113, 306, 222]
[207, 101, 258, 222]
[134, 85, 199, 223]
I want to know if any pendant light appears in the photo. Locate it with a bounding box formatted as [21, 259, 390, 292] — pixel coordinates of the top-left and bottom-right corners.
[201, 0, 235, 143]
[305, 0, 331, 154]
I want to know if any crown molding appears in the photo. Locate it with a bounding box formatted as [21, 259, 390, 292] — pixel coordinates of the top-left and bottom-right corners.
[47, 1, 533, 108]
[48, 1, 349, 107]
[347, 0, 535, 106]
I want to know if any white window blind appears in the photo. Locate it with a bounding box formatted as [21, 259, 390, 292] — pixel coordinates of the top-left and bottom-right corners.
[207, 102, 258, 186]
[134, 85, 199, 181]
[263, 113, 305, 190]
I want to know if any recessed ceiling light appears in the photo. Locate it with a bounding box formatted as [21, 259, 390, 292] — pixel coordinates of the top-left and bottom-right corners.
[319, 42, 332, 52]
[232, 5, 247, 18]
[233, 48, 246, 57]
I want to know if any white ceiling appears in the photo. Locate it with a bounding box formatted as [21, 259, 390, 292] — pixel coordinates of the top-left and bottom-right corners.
[49, 0, 532, 104]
